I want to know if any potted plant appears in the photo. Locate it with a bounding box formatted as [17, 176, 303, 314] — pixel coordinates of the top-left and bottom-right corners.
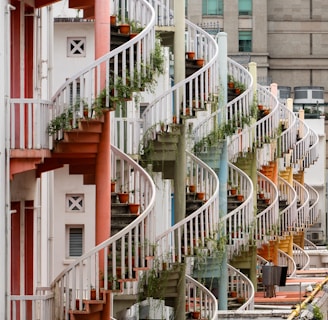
[111, 180, 116, 193]
[128, 203, 140, 214]
[186, 51, 195, 59]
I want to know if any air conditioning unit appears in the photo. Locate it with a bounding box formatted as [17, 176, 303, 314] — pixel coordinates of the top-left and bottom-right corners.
[307, 231, 324, 244]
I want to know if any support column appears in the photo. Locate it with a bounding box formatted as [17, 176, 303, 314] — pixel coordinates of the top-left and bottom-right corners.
[217, 32, 228, 310]
[95, 112, 111, 246]
[95, 0, 110, 87]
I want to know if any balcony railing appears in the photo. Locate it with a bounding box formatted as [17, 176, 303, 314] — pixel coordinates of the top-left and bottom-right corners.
[9, 99, 51, 150]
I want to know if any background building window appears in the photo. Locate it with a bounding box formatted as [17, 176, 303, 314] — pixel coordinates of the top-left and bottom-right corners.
[202, 0, 223, 15]
[66, 194, 85, 212]
[67, 37, 86, 57]
[239, 31, 252, 52]
[238, 0, 252, 15]
[67, 226, 84, 257]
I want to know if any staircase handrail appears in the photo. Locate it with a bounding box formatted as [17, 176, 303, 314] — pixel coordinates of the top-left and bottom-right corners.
[303, 127, 319, 169]
[50, 0, 156, 141]
[278, 249, 297, 277]
[278, 176, 298, 233]
[293, 180, 310, 228]
[227, 83, 280, 163]
[292, 115, 310, 170]
[304, 183, 320, 226]
[255, 172, 279, 240]
[293, 243, 310, 271]
[228, 264, 254, 311]
[155, 151, 219, 263]
[142, 19, 219, 133]
[192, 58, 253, 159]
[304, 238, 319, 250]
[51, 145, 156, 318]
[185, 274, 218, 320]
[225, 163, 254, 259]
[278, 102, 297, 157]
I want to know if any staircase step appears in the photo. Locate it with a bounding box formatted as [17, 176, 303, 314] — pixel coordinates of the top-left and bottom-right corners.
[64, 131, 101, 143]
[54, 142, 99, 153]
[78, 120, 103, 133]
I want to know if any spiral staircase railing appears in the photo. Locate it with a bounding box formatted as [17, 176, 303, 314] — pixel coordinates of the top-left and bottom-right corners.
[227, 264, 254, 311]
[278, 177, 298, 233]
[226, 163, 254, 259]
[305, 183, 320, 226]
[51, 145, 156, 318]
[256, 172, 279, 240]
[293, 243, 310, 271]
[155, 151, 219, 264]
[50, 0, 156, 142]
[278, 249, 297, 277]
[141, 20, 219, 133]
[293, 180, 310, 228]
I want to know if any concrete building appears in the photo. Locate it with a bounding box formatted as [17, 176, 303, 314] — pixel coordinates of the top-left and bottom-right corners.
[187, 0, 328, 100]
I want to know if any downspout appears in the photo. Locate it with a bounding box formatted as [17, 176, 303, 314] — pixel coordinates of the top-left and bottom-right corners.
[20, 2, 25, 98]
[3, 3, 16, 319]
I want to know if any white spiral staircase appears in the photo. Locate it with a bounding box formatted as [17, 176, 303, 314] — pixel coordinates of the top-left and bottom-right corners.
[8, 0, 321, 318]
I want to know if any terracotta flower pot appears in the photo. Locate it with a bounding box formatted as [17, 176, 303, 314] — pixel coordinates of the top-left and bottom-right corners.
[118, 193, 129, 203]
[189, 185, 196, 193]
[186, 51, 195, 59]
[236, 194, 244, 202]
[119, 24, 130, 34]
[192, 311, 200, 319]
[230, 188, 237, 195]
[110, 15, 117, 25]
[228, 81, 235, 89]
[196, 192, 205, 200]
[111, 181, 116, 193]
[195, 58, 204, 66]
[128, 203, 140, 214]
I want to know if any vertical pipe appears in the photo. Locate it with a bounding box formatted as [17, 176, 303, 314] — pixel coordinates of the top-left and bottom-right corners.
[217, 32, 228, 310]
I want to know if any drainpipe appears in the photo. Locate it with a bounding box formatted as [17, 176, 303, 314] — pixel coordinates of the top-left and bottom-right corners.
[2, 3, 16, 319]
[217, 32, 228, 310]
[287, 276, 328, 320]
[173, 1, 186, 320]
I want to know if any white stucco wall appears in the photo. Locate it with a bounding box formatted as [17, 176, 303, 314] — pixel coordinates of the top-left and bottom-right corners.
[53, 21, 94, 95]
[52, 165, 96, 278]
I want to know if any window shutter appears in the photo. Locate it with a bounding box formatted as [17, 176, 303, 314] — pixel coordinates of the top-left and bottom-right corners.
[69, 228, 83, 257]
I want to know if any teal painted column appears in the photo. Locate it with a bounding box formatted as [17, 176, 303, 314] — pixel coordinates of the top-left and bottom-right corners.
[217, 32, 228, 310]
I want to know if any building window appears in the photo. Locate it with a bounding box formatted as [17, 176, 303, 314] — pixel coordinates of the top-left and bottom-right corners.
[67, 37, 86, 57]
[239, 31, 252, 52]
[66, 194, 85, 212]
[202, 0, 223, 15]
[67, 226, 84, 257]
[239, 0, 252, 16]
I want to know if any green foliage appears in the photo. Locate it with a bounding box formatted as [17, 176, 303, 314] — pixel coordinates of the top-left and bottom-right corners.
[312, 304, 323, 320]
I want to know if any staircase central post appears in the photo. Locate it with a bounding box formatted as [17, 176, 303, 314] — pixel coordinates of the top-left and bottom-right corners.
[173, 1, 186, 319]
